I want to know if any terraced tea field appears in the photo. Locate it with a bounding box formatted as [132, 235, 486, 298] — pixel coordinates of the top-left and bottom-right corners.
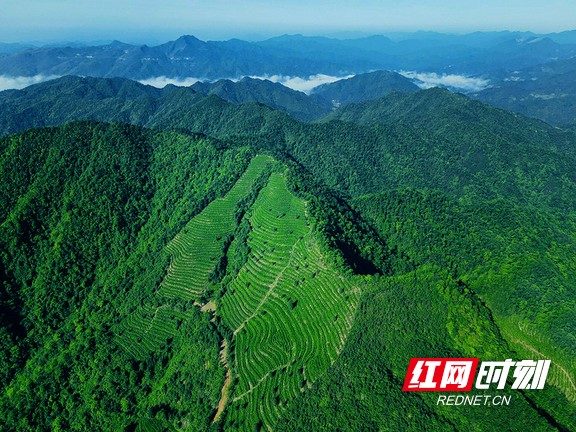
[116, 305, 191, 359]
[116, 155, 272, 358]
[116, 156, 361, 430]
[159, 154, 273, 300]
[220, 172, 361, 431]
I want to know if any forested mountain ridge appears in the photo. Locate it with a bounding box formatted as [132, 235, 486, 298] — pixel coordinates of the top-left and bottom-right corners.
[190, 77, 333, 121]
[310, 70, 419, 105]
[0, 122, 252, 430]
[1, 70, 576, 429]
[1, 120, 575, 431]
[0, 73, 423, 132]
[0, 120, 411, 430]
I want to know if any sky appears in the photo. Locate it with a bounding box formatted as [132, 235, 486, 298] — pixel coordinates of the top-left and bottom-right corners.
[0, 0, 575, 44]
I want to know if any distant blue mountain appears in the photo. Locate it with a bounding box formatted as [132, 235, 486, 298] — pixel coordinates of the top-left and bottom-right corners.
[0, 32, 575, 79]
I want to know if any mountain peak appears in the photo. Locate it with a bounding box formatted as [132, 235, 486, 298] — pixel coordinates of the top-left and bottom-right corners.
[158, 34, 206, 58]
[176, 34, 202, 43]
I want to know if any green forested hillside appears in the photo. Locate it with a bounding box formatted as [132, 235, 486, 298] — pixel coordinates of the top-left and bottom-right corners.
[277, 265, 572, 431]
[0, 121, 401, 430]
[0, 122, 255, 430]
[0, 74, 418, 138]
[4, 80, 576, 207]
[0, 76, 201, 136]
[350, 191, 576, 426]
[0, 76, 305, 143]
[1, 77, 576, 431]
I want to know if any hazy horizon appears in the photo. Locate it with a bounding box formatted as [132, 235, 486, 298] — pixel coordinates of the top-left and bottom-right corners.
[1, 0, 575, 45]
[2, 28, 576, 47]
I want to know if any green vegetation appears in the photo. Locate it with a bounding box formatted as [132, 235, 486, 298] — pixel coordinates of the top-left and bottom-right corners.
[1, 77, 576, 430]
[115, 155, 272, 359]
[351, 191, 576, 426]
[115, 161, 374, 430]
[0, 122, 254, 430]
[276, 266, 568, 431]
[0, 124, 384, 430]
[220, 173, 361, 431]
[158, 155, 273, 301]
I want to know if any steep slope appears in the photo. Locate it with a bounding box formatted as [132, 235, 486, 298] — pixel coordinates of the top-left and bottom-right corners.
[277, 264, 573, 431]
[218, 172, 362, 431]
[1, 121, 573, 431]
[350, 190, 576, 410]
[320, 89, 576, 201]
[116, 155, 273, 359]
[311, 70, 419, 106]
[313, 92, 576, 412]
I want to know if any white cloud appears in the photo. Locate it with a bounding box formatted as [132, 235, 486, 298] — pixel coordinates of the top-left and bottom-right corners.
[399, 71, 490, 92]
[138, 76, 202, 87]
[139, 74, 354, 94]
[0, 74, 60, 91]
[249, 74, 354, 94]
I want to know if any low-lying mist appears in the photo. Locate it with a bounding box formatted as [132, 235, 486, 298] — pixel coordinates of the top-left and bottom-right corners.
[0, 74, 60, 91]
[249, 74, 354, 93]
[399, 71, 490, 92]
[138, 74, 353, 94]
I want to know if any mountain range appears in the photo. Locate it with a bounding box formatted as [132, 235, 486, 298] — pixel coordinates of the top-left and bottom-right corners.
[0, 72, 422, 130]
[473, 56, 576, 126]
[1, 32, 576, 80]
[1, 36, 576, 431]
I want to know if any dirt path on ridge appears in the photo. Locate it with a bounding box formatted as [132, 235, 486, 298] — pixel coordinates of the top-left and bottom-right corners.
[212, 339, 231, 423]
